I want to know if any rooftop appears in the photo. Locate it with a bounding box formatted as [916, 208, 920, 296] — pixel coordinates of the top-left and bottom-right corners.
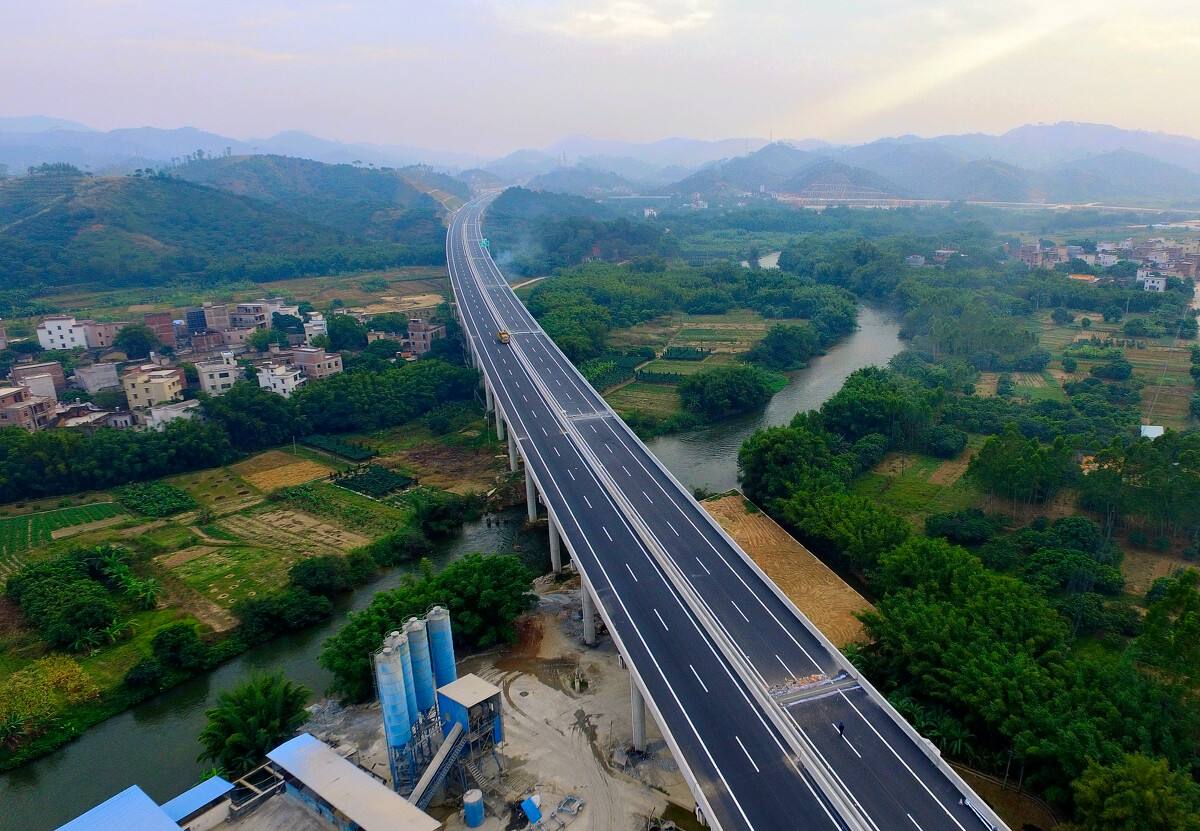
[437, 673, 500, 708]
[267, 734, 441, 831]
[56, 785, 179, 831]
[159, 776, 233, 822]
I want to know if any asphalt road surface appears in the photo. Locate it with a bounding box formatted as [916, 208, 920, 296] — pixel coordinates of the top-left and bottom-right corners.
[447, 196, 1004, 831]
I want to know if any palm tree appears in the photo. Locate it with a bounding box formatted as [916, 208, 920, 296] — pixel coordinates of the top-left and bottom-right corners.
[198, 674, 310, 777]
[131, 578, 161, 610]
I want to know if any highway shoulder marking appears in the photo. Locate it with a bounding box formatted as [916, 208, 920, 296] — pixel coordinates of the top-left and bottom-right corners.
[734, 736, 760, 773]
[653, 608, 670, 631]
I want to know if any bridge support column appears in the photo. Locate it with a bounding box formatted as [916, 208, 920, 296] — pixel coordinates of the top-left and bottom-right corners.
[484, 381, 494, 413]
[548, 513, 562, 573]
[581, 584, 597, 646]
[525, 469, 538, 521]
[630, 679, 647, 752]
[507, 430, 519, 473]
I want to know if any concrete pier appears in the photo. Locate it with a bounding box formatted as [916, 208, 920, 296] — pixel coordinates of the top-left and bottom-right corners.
[631, 679, 647, 752]
[507, 430, 519, 472]
[525, 470, 537, 521]
[496, 408, 506, 441]
[582, 584, 597, 646]
[548, 513, 562, 573]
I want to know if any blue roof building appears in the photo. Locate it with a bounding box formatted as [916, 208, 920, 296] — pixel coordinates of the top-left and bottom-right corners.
[55, 786, 179, 831]
[159, 776, 234, 823]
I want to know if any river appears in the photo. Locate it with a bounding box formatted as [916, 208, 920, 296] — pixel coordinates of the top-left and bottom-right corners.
[1, 304, 903, 830]
[0, 510, 550, 831]
[645, 305, 904, 493]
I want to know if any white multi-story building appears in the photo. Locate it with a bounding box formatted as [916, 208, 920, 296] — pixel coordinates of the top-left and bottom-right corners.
[1143, 275, 1167, 292]
[37, 316, 89, 350]
[303, 313, 328, 345]
[144, 399, 201, 429]
[256, 363, 306, 397]
[196, 352, 240, 396]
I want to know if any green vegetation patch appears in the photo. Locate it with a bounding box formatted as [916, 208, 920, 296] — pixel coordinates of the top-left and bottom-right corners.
[333, 465, 414, 498]
[606, 382, 682, 418]
[171, 546, 304, 609]
[269, 482, 410, 535]
[302, 434, 377, 461]
[0, 502, 125, 561]
[115, 483, 197, 517]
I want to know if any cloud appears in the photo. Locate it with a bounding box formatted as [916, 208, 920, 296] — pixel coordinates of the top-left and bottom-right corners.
[502, 0, 716, 39]
[800, 2, 1112, 137]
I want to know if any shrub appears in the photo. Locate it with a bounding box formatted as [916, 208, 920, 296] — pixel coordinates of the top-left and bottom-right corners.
[301, 434, 376, 461]
[1061, 355, 1078, 373]
[925, 509, 1001, 546]
[1091, 359, 1133, 381]
[234, 589, 332, 644]
[924, 424, 968, 458]
[124, 658, 166, 689]
[151, 623, 208, 671]
[359, 526, 432, 567]
[288, 556, 350, 597]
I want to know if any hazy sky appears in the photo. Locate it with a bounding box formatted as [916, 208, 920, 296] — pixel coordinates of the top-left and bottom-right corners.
[5, 0, 1200, 154]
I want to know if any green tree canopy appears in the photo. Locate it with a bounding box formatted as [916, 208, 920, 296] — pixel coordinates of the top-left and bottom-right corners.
[197, 674, 309, 777]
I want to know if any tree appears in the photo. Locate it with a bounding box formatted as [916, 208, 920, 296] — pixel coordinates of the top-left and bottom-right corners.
[967, 424, 1076, 512]
[1051, 307, 1073, 325]
[744, 323, 820, 370]
[776, 491, 910, 571]
[1081, 317, 1092, 329]
[199, 382, 305, 452]
[197, 674, 309, 776]
[320, 554, 534, 700]
[113, 324, 160, 359]
[1103, 304, 1124, 323]
[1071, 754, 1200, 831]
[288, 556, 350, 597]
[1062, 355, 1078, 373]
[151, 623, 208, 672]
[677, 365, 779, 419]
[737, 424, 851, 507]
[1191, 393, 1200, 421]
[247, 327, 288, 352]
[368, 312, 410, 334]
[326, 314, 368, 351]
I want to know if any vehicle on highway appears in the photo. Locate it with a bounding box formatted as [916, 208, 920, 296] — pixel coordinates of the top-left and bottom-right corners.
[496, 329, 511, 344]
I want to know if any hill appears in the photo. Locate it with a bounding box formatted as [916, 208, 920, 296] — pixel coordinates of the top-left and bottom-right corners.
[669, 143, 816, 196]
[174, 154, 456, 238]
[526, 165, 641, 197]
[776, 160, 904, 199]
[0, 165, 445, 291]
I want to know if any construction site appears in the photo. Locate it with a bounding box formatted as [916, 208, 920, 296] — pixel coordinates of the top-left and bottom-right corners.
[59, 578, 696, 831]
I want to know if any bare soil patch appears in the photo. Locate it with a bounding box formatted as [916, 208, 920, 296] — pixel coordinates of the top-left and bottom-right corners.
[242, 460, 332, 491]
[50, 515, 127, 539]
[156, 544, 219, 569]
[385, 443, 499, 494]
[220, 510, 370, 553]
[701, 494, 872, 647]
[927, 452, 974, 486]
[974, 373, 999, 397]
[1122, 546, 1196, 596]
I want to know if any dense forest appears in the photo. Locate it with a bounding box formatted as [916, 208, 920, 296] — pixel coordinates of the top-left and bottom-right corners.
[0, 162, 447, 300]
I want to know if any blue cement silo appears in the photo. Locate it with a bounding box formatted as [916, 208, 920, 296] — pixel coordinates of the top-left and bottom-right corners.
[405, 617, 437, 713]
[463, 789, 485, 827]
[395, 631, 420, 730]
[373, 645, 411, 758]
[426, 606, 457, 688]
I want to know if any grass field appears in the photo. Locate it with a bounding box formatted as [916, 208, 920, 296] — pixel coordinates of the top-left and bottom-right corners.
[0, 503, 126, 575]
[606, 382, 682, 417]
[607, 309, 802, 355]
[640, 358, 714, 376]
[849, 441, 985, 527]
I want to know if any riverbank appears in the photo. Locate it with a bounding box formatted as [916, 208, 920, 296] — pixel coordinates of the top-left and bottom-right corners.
[644, 305, 904, 492]
[0, 508, 548, 831]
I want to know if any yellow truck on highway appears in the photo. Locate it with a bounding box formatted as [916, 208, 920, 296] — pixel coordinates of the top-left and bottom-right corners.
[496, 330, 511, 344]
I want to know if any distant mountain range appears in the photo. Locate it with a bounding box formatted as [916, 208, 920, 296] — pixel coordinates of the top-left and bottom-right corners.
[3, 117, 1200, 207]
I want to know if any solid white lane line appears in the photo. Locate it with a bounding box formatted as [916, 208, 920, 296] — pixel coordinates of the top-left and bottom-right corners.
[689, 664, 710, 693]
[735, 736, 760, 773]
[833, 725, 862, 759]
[603, 526, 612, 541]
[653, 608, 669, 631]
[732, 601, 749, 623]
[625, 563, 639, 582]
[695, 557, 711, 575]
